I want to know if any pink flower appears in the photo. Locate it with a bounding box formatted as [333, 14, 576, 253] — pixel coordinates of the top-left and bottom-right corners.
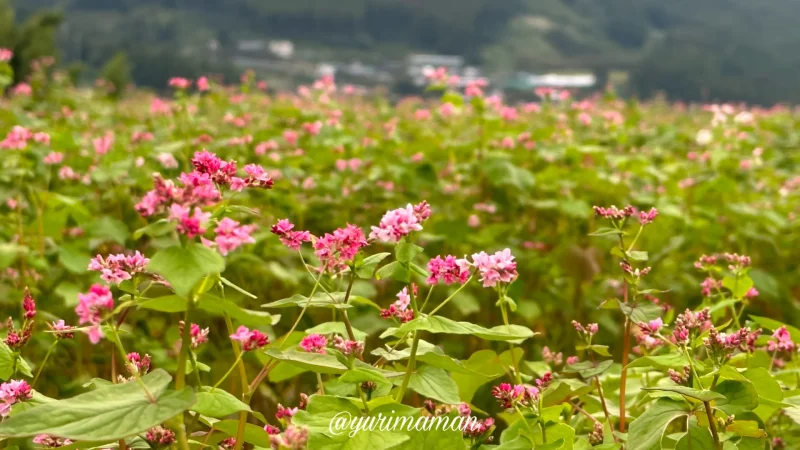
[275, 404, 298, 420]
[271, 219, 312, 250]
[22, 288, 36, 319]
[93, 132, 115, 155]
[48, 320, 75, 339]
[333, 335, 364, 357]
[88, 251, 150, 284]
[313, 224, 368, 272]
[75, 284, 114, 344]
[380, 286, 417, 323]
[572, 320, 599, 336]
[767, 326, 796, 353]
[593, 205, 635, 220]
[33, 132, 50, 145]
[426, 255, 470, 285]
[566, 356, 580, 365]
[639, 317, 663, 335]
[229, 326, 269, 351]
[638, 207, 658, 225]
[126, 352, 152, 374]
[157, 153, 179, 169]
[299, 334, 328, 354]
[42, 152, 63, 165]
[471, 249, 518, 287]
[197, 76, 210, 91]
[145, 427, 175, 446]
[0, 48, 12, 62]
[168, 77, 192, 89]
[169, 204, 210, 238]
[1, 126, 33, 150]
[243, 164, 274, 189]
[369, 203, 428, 243]
[214, 218, 256, 255]
[283, 130, 298, 146]
[32, 434, 73, 448]
[0, 380, 32, 417]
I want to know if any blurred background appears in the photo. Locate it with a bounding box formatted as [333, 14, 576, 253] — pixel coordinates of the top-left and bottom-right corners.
[3, 0, 799, 104]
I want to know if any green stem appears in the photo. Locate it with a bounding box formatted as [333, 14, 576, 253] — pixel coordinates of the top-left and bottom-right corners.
[394, 331, 420, 402]
[499, 299, 522, 384]
[175, 302, 193, 391]
[427, 274, 474, 316]
[32, 342, 57, 387]
[683, 345, 705, 389]
[212, 353, 244, 391]
[107, 325, 155, 402]
[418, 287, 434, 314]
[704, 400, 722, 449]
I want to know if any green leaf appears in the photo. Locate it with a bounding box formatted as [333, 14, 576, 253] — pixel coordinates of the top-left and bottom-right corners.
[564, 360, 613, 378]
[395, 243, 423, 264]
[588, 227, 625, 237]
[617, 300, 662, 323]
[219, 276, 257, 299]
[137, 295, 187, 313]
[263, 292, 353, 309]
[742, 367, 787, 419]
[262, 348, 348, 374]
[371, 340, 475, 374]
[192, 387, 252, 418]
[213, 420, 270, 447]
[722, 275, 753, 299]
[643, 386, 725, 402]
[749, 315, 800, 342]
[132, 219, 175, 240]
[725, 420, 767, 438]
[0, 369, 195, 440]
[628, 398, 689, 450]
[627, 251, 649, 261]
[355, 253, 391, 279]
[306, 322, 368, 341]
[199, 294, 280, 327]
[381, 316, 536, 342]
[58, 246, 91, 274]
[0, 342, 16, 380]
[713, 380, 759, 415]
[86, 217, 129, 245]
[375, 261, 410, 283]
[0, 243, 27, 270]
[626, 353, 689, 370]
[675, 417, 714, 450]
[340, 367, 390, 385]
[398, 365, 460, 404]
[147, 244, 225, 298]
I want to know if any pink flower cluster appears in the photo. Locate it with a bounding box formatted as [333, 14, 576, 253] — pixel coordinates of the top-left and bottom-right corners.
[127, 352, 152, 374]
[701, 277, 722, 297]
[88, 251, 150, 284]
[0, 380, 32, 417]
[75, 284, 115, 344]
[230, 326, 269, 351]
[169, 204, 211, 238]
[471, 249, 517, 287]
[32, 435, 73, 448]
[592, 205, 634, 220]
[271, 219, 312, 250]
[767, 326, 796, 353]
[638, 207, 658, 225]
[180, 321, 209, 348]
[333, 335, 364, 357]
[572, 320, 599, 336]
[1, 126, 47, 150]
[491, 382, 539, 410]
[313, 224, 368, 272]
[145, 426, 176, 445]
[168, 77, 192, 89]
[638, 317, 663, 335]
[135, 173, 217, 217]
[48, 320, 75, 340]
[380, 286, 416, 323]
[620, 261, 651, 278]
[209, 218, 256, 255]
[672, 308, 711, 345]
[426, 255, 470, 285]
[369, 202, 431, 243]
[299, 334, 328, 354]
[269, 425, 309, 450]
[93, 132, 114, 155]
[0, 48, 12, 62]
[23, 288, 36, 319]
[704, 326, 761, 354]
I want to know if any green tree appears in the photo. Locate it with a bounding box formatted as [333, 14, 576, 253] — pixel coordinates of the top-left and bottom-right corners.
[99, 51, 131, 98]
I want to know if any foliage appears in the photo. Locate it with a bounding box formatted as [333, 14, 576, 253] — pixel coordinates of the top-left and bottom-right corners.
[0, 60, 798, 450]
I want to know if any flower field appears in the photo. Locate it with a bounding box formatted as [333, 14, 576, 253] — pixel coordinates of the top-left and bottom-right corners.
[1, 59, 800, 449]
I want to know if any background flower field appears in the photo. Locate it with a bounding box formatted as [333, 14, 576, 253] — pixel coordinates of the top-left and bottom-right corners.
[1, 59, 800, 450]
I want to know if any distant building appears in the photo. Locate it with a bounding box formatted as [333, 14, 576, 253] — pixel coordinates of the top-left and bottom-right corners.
[269, 40, 294, 59]
[526, 73, 596, 88]
[406, 53, 465, 86]
[237, 40, 266, 52]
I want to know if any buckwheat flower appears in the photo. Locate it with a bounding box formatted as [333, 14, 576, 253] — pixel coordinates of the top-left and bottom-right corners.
[588, 421, 604, 446]
[48, 320, 75, 339]
[93, 132, 114, 155]
[535, 372, 554, 390]
[42, 152, 63, 165]
[724, 253, 751, 270]
[189, 323, 209, 348]
[0, 379, 32, 417]
[75, 284, 114, 344]
[542, 346, 563, 366]
[1, 126, 32, 149]
[313, 224, 368, 272]
[243, 164, 274, 189]
[214, 218, 256, 255]
[491, 383, 519, 409]
[264, 425, 281, 435]
[369, 204, 424, 243]
[276, 404, 298, 420]
[620, 261, 650, 277]
[270, 219, 312, 250]
[638, 207, 658, 225]
[332, 335, 364, 357]
[126, 352, 152, 374]
[272, 425, 309, 450]
[696, 129, 713, 145]
[156, 153, 178, 169]
[88, 251, 150, 284]
[283, 130, 298, 146]
[32, 435, 73, 448]
[145, 426, 175, 446]
[229, 326, 269, 351]
[565, 356, 580, 365]
[593, 204, 635, 220]
[168, 77, 192, 90]
[572, 320, 599, 336]
[694, 254, 717, 269]
[457, 402, 471, 417]
[197, 76, 210, 91]
[0, 48, 12, 62]
[471, 249, 518, 287]
[218, 437, 236, 450]
[701, 277, 722, 297]
[380, 285, 417, 323]
[638, 317, 663, 335]
[169, 204, 210, 238]
[767, 326, 796, 353]
[426, 255, 470, 285]
[299, 334, 328, 354]
[23, 288, 36, 319]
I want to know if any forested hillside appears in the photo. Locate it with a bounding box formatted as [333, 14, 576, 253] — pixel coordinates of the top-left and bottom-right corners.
[9, 0, 800, 103]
